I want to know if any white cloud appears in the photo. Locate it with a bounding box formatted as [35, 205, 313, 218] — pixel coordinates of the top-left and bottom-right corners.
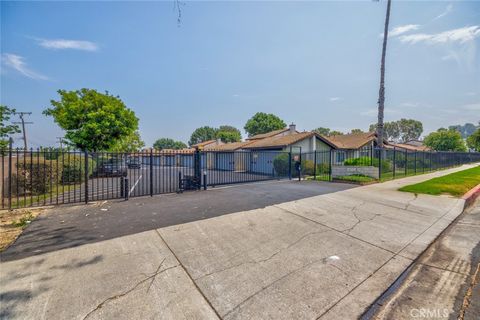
[388, 24, 421, 38]
[1, 53, 49, 80]
[36, 38, 98, 51]
[434, 4, 453, 20]
[329, 97, 342, 102]
[399, 26, 480, 45]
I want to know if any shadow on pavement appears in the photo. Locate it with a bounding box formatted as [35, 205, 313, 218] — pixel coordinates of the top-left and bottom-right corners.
[1, 180, 354, 262]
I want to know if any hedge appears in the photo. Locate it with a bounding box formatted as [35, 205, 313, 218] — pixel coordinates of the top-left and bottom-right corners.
[344, 156, 391, 172]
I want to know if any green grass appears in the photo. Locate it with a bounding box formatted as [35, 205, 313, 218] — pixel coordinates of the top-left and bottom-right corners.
[399, 165, 480, 197]
[334, 174, 377, 184]
[305, 175, 331, 182]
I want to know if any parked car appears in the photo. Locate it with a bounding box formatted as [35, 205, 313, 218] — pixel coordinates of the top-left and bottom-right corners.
[95, 158, 128, 177]
[127, 157, 142, 169]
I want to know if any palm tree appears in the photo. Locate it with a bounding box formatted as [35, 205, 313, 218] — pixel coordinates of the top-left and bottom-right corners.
[376, 0, 392, 147]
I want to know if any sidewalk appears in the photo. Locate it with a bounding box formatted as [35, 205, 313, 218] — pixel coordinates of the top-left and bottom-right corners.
[0, 164, 477, 319]
[371, 198, 480, 320]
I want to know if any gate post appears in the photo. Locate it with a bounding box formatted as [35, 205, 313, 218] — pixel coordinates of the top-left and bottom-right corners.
[7, 138, 13, 210]
[313, 151, 317, 180]
[414, 151, 417, 175]
[84, 150, 89, 204]
[393, 147, 396, 179]
[329, 149, 332, 181]
[378, 148, 382, 181]
[288, 152, 292, 180]
[194, 148, 201, 189]
[150, 149, 153, 196]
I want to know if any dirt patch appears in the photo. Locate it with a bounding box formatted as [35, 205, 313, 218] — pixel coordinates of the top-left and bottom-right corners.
[0, 208, 45, 252]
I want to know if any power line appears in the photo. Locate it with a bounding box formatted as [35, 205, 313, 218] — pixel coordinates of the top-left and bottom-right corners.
[13, 112, 33, 150]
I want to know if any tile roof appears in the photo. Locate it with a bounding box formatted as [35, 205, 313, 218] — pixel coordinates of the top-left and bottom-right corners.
[323, 132, 377, 149]
[246, 128, 290, 140]
[192, 140, 218, 148]
[243, 132, 318, 149]
[390, 143, 431, 152]
[204, 141, 255, 151]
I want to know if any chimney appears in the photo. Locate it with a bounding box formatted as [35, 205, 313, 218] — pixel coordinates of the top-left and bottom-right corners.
[289, 123, 296, 134]
[217, 138, 222, 145]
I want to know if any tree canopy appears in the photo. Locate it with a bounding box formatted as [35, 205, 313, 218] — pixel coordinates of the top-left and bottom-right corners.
[313, 127, 344, 136]
[244, 112, 286, 137]
[449, 122, 479, 139]
[424, 129, 467, 152]
[0, 105, 20, 150]
[216, 125, 242, 143]
[369, 119, 423, 143]
[43, 89, 139, 152]
[188, 126, 218, 146]
[109, 131, 145, 152]
[153, 138, 187, 150]
[349, 129, 364, 134]
[466, 128, 480, 152]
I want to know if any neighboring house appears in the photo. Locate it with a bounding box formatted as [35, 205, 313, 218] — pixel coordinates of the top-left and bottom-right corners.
[323, 132, 383, 164]
[243, 124, 334, 153]
[192, 139, 224, 150]
[391, 140, 431, 152]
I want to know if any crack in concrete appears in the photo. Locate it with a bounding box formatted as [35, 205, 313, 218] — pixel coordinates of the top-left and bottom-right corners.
[223, 255, 331, 318]
[81, 259, 178, 320]
[195, 229, 328, 281]
[341, 201, 381, 235]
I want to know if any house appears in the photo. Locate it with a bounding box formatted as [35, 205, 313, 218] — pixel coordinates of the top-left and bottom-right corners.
[192, 139, 224, 150]
[243, 124, 334, 153]
[199, 124, 335, 174]
[323, 132, 382, 164]
[391, 140, 431, 152]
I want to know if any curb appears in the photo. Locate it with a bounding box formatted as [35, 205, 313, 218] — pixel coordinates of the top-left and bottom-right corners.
[462, 183, 480, 209]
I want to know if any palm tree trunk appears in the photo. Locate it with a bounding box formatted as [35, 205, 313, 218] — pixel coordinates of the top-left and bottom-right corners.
[377, 0, 392, 148]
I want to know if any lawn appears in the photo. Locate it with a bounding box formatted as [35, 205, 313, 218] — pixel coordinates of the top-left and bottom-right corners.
[333, 174, 377, 184]
[399, 165, 480, 197]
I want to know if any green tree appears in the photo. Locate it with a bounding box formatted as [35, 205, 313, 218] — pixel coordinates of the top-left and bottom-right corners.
[0, 105, 20, 150]
[110, 131, 145, 152]
[153, 138, 187, 150]
[330, 130, 344, 136]
[424, 129, 467, 152]
[313, 127, 331, 136]
[43, 89, 138, 152]
[370, 122, 400, 141]
[244, 112, 286, 137]
[397, 118, 423, 142]
[188, 126, 218, 146]
[349, 129, 364, 134]
[449, 122, 479, 139]
[466, 128, 480, 152]
[216, 125, 241, 143]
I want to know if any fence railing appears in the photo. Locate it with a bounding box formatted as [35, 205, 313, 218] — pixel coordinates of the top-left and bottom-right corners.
[1, 147, 479, 209]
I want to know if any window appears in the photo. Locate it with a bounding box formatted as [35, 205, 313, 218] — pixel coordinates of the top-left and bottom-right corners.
[336, 151, 346, 163]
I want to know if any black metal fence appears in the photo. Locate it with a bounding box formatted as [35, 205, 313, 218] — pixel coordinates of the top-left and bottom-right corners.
[1, 147, 479, 209]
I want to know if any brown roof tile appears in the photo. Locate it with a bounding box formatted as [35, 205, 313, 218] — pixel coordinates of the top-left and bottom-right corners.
[204, 141, 255, 151]
[246, 128, 290, 140]
[192, 140, 219, 148]
[243, 132, 317, 149]
[324, 132, 377, 149]
[391, 143, 431, 152]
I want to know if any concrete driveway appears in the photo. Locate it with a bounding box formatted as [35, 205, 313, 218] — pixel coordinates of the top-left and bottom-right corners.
[0, 164, 477, 319]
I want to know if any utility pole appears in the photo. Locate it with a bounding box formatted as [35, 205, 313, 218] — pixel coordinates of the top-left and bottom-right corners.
[56, 137, 64, 150]
[13, 112, 33, 150]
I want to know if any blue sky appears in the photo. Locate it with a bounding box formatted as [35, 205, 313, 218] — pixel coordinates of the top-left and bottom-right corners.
[1, 1, 479, 148]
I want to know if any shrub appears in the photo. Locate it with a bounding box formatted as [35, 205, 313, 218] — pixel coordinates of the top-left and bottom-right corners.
[273, 153, 290, 175]
[344, 156, 391, 172]
[60, 155, 95, 185]
[15, 159, 60, 195]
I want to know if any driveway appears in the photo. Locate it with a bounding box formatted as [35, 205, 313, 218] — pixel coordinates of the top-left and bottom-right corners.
[0, 164, 477, 320]
[1, 180, 354, 261]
